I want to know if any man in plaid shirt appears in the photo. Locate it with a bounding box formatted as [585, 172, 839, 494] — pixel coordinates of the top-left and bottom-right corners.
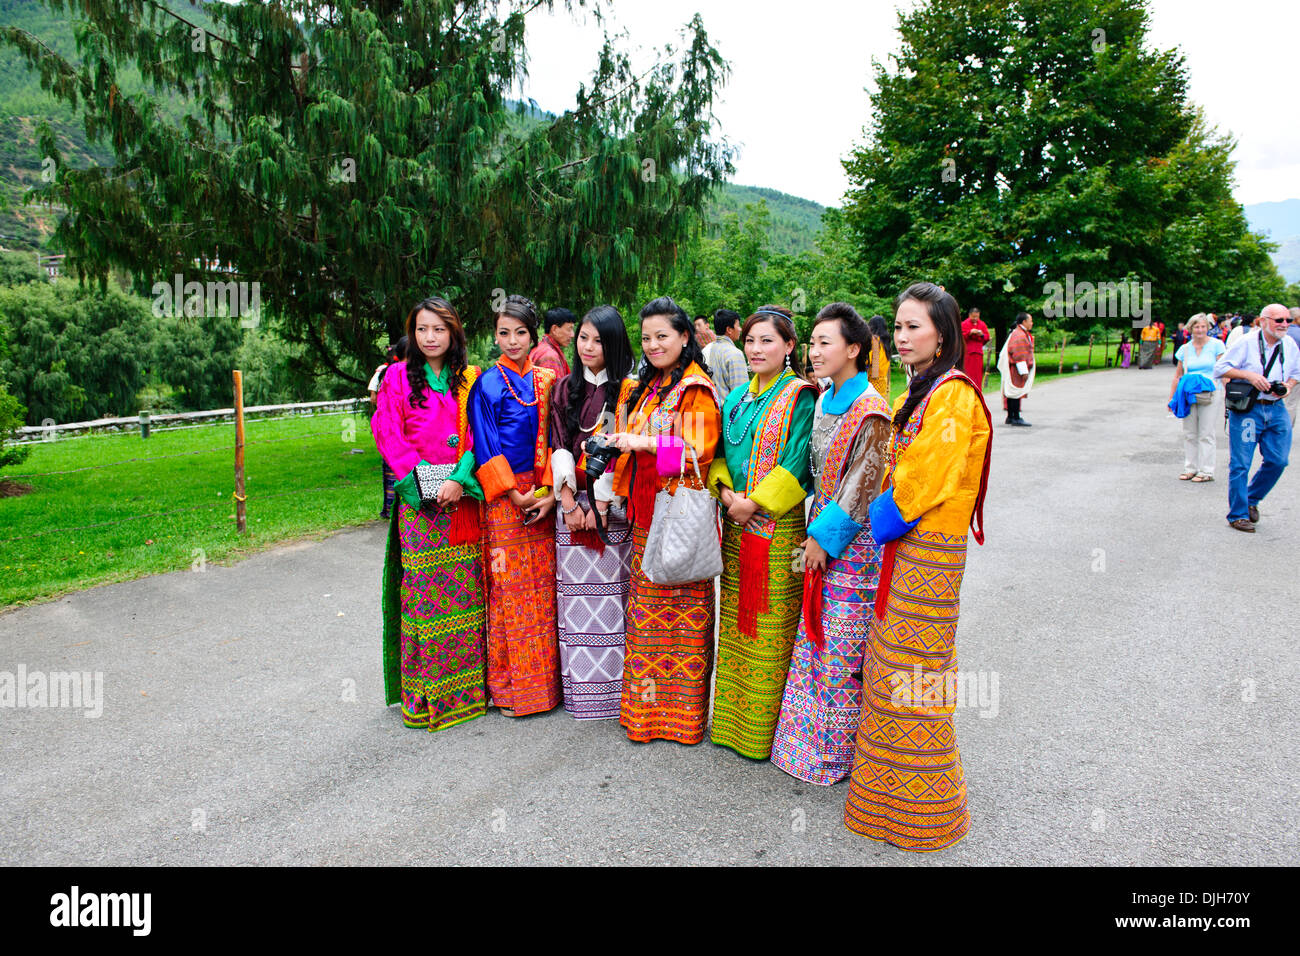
[704, 308, 749, 398]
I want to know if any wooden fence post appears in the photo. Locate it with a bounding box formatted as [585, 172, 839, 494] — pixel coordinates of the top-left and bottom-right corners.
[1057, 333, 1068, 374]
[233, 369, 247, 534]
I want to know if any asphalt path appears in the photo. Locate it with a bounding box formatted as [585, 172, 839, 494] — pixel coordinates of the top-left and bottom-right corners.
[2, 364, 1296, 865]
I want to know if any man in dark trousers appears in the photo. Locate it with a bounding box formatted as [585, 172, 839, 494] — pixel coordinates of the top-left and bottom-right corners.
[998, 312, 1035, 426]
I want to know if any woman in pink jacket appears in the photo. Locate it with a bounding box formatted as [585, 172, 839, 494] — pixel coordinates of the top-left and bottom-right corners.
[373, 296, 487, 733]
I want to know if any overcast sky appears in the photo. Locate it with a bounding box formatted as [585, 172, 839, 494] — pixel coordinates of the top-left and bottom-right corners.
[517, 0, 1299, 210]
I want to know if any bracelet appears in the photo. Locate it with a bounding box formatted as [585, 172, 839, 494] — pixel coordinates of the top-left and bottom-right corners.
[561, 501, 580, 516]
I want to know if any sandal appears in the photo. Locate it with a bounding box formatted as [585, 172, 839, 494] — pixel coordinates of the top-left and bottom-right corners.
[1191, 474, 1213, 482]
[1178, 472, 1195, 480]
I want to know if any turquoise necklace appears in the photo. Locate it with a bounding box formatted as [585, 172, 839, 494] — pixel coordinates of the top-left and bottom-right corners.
[725, 371, 790, 446]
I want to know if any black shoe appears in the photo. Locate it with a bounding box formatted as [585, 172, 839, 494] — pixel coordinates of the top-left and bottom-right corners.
[1015, 416, 1032, 426]
[1008, 418, 1029, 427]
[1229, 518, 1256, 533]
[1249, 505, 1259, 523]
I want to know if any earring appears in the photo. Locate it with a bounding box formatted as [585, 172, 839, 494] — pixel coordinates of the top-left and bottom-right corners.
[784, 354, 791, 369]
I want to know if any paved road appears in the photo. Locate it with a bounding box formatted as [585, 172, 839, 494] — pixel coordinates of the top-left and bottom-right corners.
[2, 366, 1296, 865]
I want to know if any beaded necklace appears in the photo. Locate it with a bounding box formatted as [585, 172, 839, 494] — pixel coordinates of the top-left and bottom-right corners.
[496, 360, 539, 407]
[725, 371, 790, 446]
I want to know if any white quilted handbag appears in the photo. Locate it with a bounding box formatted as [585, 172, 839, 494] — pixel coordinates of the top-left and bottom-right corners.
[640, 442, 722, 586]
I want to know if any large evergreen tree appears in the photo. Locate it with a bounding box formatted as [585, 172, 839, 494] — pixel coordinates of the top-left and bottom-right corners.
[3, 0, 733, 383]
[842, 0, 1283, 336]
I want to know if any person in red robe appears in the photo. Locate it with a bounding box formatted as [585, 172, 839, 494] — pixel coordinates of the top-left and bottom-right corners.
[960, 307, 990, 388]
[999, 312, 1036, 426]
[528, 307, 576, 378]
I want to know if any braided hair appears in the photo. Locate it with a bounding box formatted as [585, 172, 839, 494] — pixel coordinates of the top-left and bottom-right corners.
[404, 297, 469, 409]
[625, 296, 709, 416]
[891, 282, 962, 430]
[564, 305, 634, 442]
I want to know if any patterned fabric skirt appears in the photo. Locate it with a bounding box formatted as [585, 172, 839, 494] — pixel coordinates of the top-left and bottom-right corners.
[396, 501, 487, 731]
[1138, 340, 1157, 368]
[483, 473, 560, 716]
[771, 530, 880, 784]
[711, 511, 804, 758]
[555, 492, 633, 719]
[845, 528, 971, 851]
[621, 522, 716, 744]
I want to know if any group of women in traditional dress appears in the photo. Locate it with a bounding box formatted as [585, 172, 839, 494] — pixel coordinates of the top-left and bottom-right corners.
[373, 282, 992, 852]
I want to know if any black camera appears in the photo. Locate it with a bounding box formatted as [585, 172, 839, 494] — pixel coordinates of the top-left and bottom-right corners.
[583, 436, 620, 479]
[1267, 381, 1289, 397]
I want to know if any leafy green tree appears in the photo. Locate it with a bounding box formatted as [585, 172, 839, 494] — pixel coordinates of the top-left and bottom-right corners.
[0, 249, 43, 286]
[154, 312, 244, 410]
[840, 0, 1283, 340]
[0, 278, 154, 423]
[0, 305, 30, 467]
[0, 384, 30, 469]
[4, 0, 733, 385]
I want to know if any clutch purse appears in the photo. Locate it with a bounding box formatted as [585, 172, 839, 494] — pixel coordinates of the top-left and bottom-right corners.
[640, 442, 723, 586]
[413, 462, 454, 504]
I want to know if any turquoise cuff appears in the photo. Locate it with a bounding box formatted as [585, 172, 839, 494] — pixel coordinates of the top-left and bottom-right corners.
[869, 487, 919, 545]
[807, 499, 863, 560]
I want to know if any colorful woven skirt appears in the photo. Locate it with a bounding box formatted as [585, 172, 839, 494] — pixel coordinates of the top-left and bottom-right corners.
[621, 522, 715, 744]
[711, 511, 804, 758]
[770, 529, 880, 784]
[393, 501, 487, 731]
[482, 474, 560, 716]
[555, 492, 633, 719]
[845, 528, 971, 851]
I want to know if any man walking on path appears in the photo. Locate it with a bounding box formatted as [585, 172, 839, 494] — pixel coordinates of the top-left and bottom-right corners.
[1214, 303, 1300, 533]
[705, 308, 748, 397]
[999, 312, 1035, 426]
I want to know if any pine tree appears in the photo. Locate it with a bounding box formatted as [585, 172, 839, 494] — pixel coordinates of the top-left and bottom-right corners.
[3, 0, 734, 383]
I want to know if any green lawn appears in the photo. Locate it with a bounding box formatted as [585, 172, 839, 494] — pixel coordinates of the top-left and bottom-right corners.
[0, 411, 387, 607]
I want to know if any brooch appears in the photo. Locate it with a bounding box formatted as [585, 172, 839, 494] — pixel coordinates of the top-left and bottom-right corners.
[447, 435, 459, 448]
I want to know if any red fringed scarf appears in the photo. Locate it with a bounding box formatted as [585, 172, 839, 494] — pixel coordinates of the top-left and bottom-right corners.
[446, 499, 481, 545]
[873, 539, 897, 621]
[801, 565, 825, 649]
[628, 454, 659, 531]
[571, 527, 606, 555]
[737, 530, 771, 638]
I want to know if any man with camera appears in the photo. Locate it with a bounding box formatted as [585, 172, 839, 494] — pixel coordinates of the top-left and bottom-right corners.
[1214, 303, 1300, 532]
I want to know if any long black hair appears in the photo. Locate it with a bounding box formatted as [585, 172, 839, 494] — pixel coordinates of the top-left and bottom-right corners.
[564, 304, 634, 441]
[892, 282, 962, 430]
[404, 297, 469, 409]
[625, 296, 709, 413]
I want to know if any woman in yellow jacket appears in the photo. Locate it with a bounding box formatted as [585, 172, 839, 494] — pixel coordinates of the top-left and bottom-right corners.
[844, 282, 993, 852]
